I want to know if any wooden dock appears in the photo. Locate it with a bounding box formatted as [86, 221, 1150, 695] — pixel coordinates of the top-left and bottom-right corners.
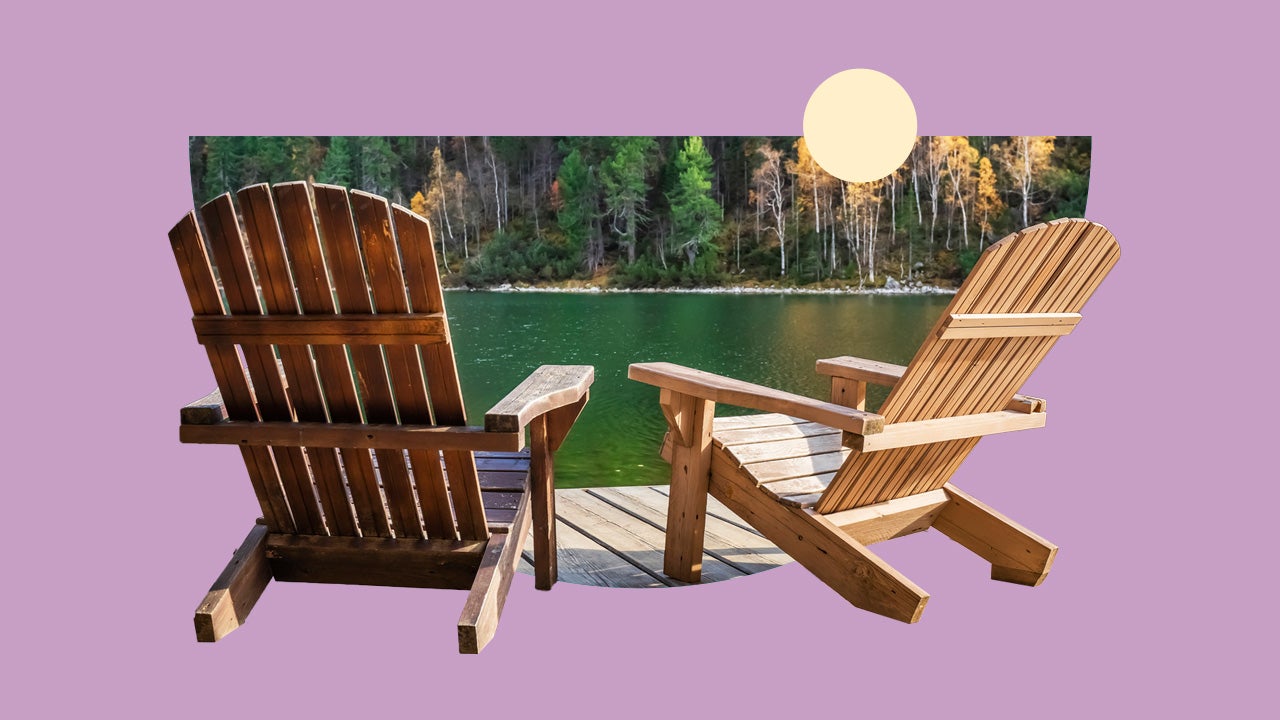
[515, 485, 792, 588]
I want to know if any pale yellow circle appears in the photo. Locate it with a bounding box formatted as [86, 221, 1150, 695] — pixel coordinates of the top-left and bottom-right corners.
[803, 69, 918, 183]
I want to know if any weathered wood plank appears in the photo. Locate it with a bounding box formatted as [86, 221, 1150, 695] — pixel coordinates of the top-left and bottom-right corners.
[181, 388, 228, 425]
[555, 491, 745, 584]
[592, 487, 791, 574]
[521, 520, 667, 588]
[194, 523, 272, 642]
[484, 365, 595, 433]
[653, 485, 764, 538]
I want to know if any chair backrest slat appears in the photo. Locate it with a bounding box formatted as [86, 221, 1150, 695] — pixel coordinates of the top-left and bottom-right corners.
[200, 193, 327, 535]
[239, 185, 356, 536]
[169, 213, 295, 533]
[171, 182, 492, 542]
[815, 220, 1119, 514]
[383, 201, 489, 539]
[276, 182, 394, 539]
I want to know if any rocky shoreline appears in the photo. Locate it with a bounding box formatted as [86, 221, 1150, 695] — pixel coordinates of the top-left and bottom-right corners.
[450, 278, 955, 296]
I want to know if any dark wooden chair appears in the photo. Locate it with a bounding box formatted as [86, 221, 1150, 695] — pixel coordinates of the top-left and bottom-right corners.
[170, 182, 592, 652]
[631, 219, 1118, 622]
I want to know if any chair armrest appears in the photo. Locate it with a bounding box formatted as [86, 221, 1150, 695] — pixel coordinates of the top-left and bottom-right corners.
[815, 356, 1046, 413]
[182, 388, 227, 425]
[629, 362, 883, 436]
[852, 410, 1046, 452]
[484, 365, 595, 433]
[815, 356, 906, 387]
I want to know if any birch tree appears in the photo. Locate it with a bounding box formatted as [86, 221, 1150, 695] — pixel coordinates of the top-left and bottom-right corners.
[994, 136, 1055, 227]
[750, 142, 788, 276]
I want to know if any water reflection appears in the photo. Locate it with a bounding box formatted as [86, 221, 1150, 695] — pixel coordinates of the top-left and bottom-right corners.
[446, 292, 951, 488]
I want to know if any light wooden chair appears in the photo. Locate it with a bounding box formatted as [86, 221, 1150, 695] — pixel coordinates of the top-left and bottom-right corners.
[170, 182, 592, 652]
[630, 219, 1118, 622]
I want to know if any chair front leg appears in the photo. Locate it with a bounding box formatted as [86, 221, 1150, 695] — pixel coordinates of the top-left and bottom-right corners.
[658, 389, 716, 583]
[529, 414, 557, 590]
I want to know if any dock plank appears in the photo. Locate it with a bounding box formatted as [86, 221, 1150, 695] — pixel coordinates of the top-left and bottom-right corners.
[521, 522, 666, 588]
[590, 487, 792, 574]
[514, 485, 791, 589]
[556, 490, 745, 584]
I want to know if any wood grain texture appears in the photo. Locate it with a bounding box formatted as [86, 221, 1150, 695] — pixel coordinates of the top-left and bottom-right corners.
[237, 184, 354, 536]
[271, 182, 380, 538]
[180, 421, 521, 452]
[193, 313, 447, 345]
[172, 184, 587, 652]
[265, 534, 487, 588]
[937, 312, 1080, 340]
[457, 488, 532, 653]
[816, 356, 907, 386]
[484, 365, 595, 433]
[661, 392, 715, 582]
[194, 523, 272, 642]
[181, 388, 227, 425]
[170, 212, 292, 533]
[934, 484, 1057, 586]
[528, 415, 557, 590]
[630, 362, 884, 435]
[850, 410, 1046, 452]
[821, 489, 948, 545]
[309, 181, 394, 535]
[388, 202, 490, 541]
[817, 219, 1119, 512]
[708, 453, 928, 623]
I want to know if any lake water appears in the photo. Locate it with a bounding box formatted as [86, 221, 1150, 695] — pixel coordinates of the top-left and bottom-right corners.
[446, 292, 953, 488]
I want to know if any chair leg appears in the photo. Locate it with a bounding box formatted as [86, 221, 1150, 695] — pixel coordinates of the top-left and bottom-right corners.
[659, 392, 715, 583]
[934, 484, 1058, 586]
[711, 466, 930, 623]
[194, 522, 273, 642]
[529, 415, 557, 591]
[458, 491, 532, 653]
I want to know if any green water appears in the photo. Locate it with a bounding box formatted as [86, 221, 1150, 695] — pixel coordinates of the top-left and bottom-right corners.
[447, 292, 953, 488]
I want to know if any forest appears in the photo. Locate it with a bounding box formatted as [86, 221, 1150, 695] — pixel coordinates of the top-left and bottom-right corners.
[189, 135, 1090, 288]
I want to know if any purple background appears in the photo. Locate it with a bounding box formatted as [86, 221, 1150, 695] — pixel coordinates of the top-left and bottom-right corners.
[5, 2, 1272, 716]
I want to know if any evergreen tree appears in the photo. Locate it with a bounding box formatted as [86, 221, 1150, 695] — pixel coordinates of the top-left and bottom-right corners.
[355, 136, 398, 197]
[669, 136, 722, 275]
[602, 136, 656, 265]
[318, 137, 353, 186]
[554, 147, 599, 272]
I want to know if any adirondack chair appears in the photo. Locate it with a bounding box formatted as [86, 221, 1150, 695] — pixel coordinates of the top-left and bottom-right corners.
[630, 219, 1118, 622]
[170, 182, 593, 652]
